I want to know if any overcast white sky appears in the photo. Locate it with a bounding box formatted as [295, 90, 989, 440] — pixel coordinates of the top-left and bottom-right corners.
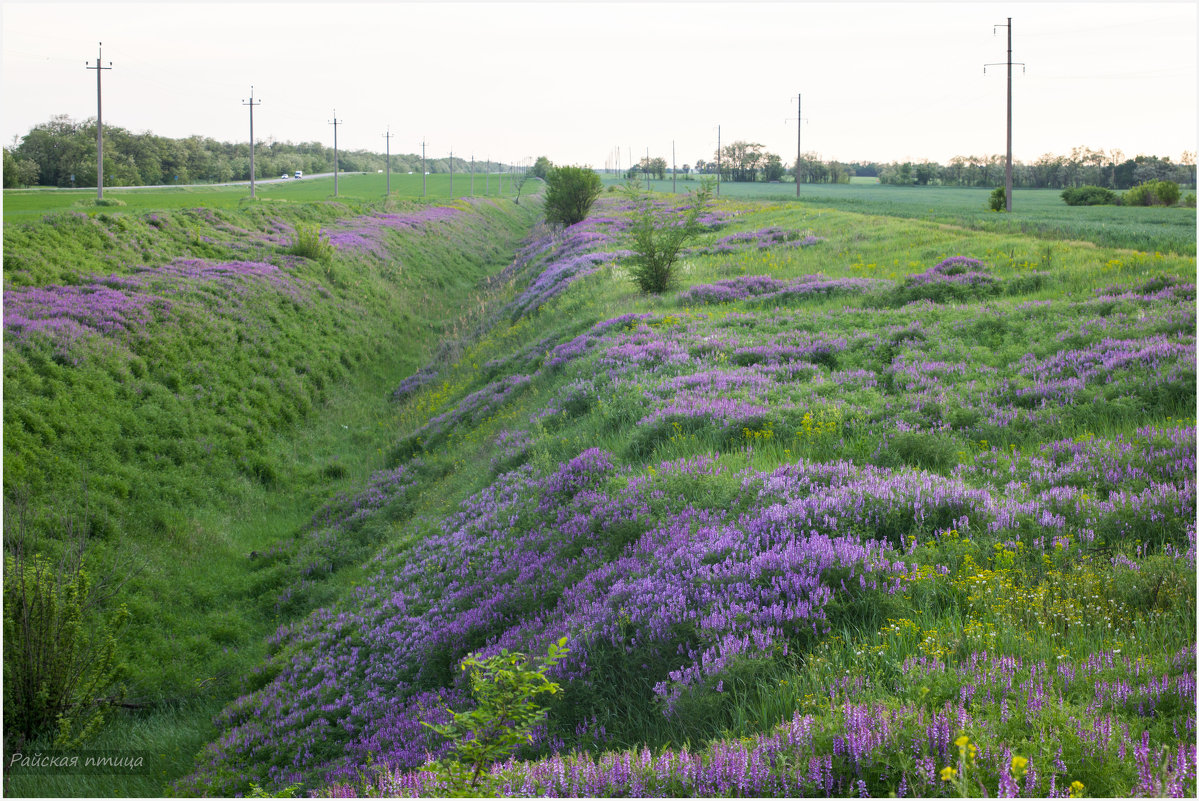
[1, 1, 1195, 168]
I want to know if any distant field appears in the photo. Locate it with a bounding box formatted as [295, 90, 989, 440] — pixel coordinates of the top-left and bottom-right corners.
[2, 171, 527, 223]
[609, 176, 1197, 255]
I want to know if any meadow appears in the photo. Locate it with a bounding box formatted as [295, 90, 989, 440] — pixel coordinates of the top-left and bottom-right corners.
[3, 179, 1195, 797]
[2, 190, 539, 795]
[2, 171, 523, 223]
[628, 176, 1197, 256]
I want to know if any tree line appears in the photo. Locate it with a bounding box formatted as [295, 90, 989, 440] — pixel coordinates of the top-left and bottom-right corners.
[627, 140, 1195, 190]
[5, 116, 1195, 192]
[858, 147, 1196, 190]
[3, 114, 505, 189]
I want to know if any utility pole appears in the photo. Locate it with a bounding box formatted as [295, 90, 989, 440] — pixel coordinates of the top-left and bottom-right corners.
[421, 139, 427, 197]
[329, 110, 342, 197]
[672, 140, 676, 194]
[985, 18, 1024, 212]
[85, 42, 112, 200]
[243, 86, 261, 199]
[383, 127, 394, 195]
[796, 94, 802, 198]
[787, 93, 808, 199]
[716, 127, 724, 194]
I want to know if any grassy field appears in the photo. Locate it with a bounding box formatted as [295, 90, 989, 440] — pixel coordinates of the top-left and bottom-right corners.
[159, 194, 1192, 797]
[609, 176, 1198, 256]
[4, 184, 1194, 797]
[2, 195, 540, 795]
[2, 171, 530, 223]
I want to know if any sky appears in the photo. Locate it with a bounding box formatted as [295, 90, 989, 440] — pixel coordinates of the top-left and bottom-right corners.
[1, 0, 1195, 170]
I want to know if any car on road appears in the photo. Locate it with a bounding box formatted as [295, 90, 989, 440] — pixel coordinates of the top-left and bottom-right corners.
[280, 174, 288, 179]
[294, 170, 303, 179]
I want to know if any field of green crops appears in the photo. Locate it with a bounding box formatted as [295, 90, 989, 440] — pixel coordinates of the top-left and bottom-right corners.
[1, 172, 523, 222]
[2, 178, 1194, 798]
[626, 177, 1197, 256]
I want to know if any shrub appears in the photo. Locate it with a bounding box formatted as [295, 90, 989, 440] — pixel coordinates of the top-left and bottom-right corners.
[289, 222, 335, 263]
[543, 166, 603, 228]
[422, 638, 569, 795]
[1124, 180, 1181, 207]
[1184, 193, 1196, 208]
[626, 184, 713, 294]
[988, 186, 1006, 211]
[3, 512, 129, 749]
[1061, 185, 1119, 206]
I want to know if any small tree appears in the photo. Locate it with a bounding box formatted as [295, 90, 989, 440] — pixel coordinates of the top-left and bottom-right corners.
[543, 166, 603, 227]
[3, 503, 131, 750]
[422, 638, 569, 795]
[530, 156, 552, 180]
[626, 182, 713, 294]
[988, 186, 1006, 211]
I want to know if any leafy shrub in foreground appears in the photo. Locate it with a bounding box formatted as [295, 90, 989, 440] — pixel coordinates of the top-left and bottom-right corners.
[543, 166, 603, 228]
[421, 638, 569, 796]
[1061, 185, 1119, 206]
[987, 186, 1005, 211]
[626, 184, 712, 294]
[3, 517, 129, 748]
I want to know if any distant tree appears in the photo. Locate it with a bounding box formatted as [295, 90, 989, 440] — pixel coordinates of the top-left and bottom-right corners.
[718, 141, 765, 181]
[3, 148, 39, 187]
[762, 153, 784, 182]
[530, 156, 552, 180]
[510, 167, 533, 205]
[543, 166, 603, 227]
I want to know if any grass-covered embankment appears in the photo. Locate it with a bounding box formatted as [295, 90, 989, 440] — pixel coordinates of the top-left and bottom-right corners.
[2, 193, 539, 795]
[175, 191, 1195, 797]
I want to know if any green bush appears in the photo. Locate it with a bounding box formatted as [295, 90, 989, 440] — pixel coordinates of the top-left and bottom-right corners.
[422, 638, 569, 795]
[1061, 185, 1119, 206]
[3, 516, 129, 749]
[543, 166, 603, 228]
[626, 184, 713, 294]
[288, 222, 335, 263]
[1123, 180, 1181, 207]
[987, 186, 1006, 211]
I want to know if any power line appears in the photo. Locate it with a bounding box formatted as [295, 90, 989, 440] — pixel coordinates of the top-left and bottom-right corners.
[328, 110, 342, 197]
[985, 18, 1025, 212]
[383, 126, 394, 195]
[243, 86, 262, 199]
[85, 42, 112, 199]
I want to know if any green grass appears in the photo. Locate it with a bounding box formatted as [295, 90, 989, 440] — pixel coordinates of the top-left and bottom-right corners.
[2, 172, 532, 223]
[3, 195, 540, 796]
[606, 176, 1197, 255]
[6, 185, 1193, 796]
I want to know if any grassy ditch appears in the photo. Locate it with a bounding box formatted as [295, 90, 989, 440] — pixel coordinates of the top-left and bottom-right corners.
[2, 194, 539, 796]
[169, 192, 1194, 796]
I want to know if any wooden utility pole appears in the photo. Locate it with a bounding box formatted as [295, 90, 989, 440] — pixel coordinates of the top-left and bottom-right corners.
[986, 18, 1024, 211]
[383, 127, 394, 195]
[329, 110, 342, 197]
[243, 87, 261, 199]
[796, 94, 802, 198]
[717, 125, 721, 197]
[85, 43, 112, 200]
